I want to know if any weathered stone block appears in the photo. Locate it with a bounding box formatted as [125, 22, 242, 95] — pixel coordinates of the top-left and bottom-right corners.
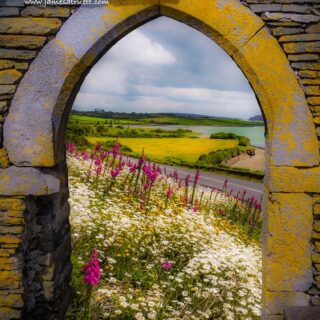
[288, 54, 319, 61]
[41, 265, 55, 281]
[315, 221, 320, 233]
[0, 256, 18, 266]
[0, 198, 25, 211]
[262, 12, 320, 23]
[280, 34, 320, 42]
[0, 307, 20, 320]
[0, 148, 9, 169]
[263, 290, 310, 315]
[308, 97, 320, 105]
[0, 7, 19, 17]
[0, 18, 62, 35]
[0, 101, 8, 114]
[313, 232, 320, 240]
[36, 253, 52, 267]
[266, 166, 320, 193]
[0, 226, 24, 235]
[293, 62, 320, 70]
[284, 306, 320, 320]
[312, 252, 320, 264]
[263, 193, 313, 291]
[250, 4, 281, 13]
[283, 42, 320, 54]
[0, 69, 22, 85]
[315, 242, 320, 252]
[299, 70, 320, 78]
[0, 215, 24, 225]
[311, 295, 320, 306]
[0, 249, 15, 257]
[0, 270, 21, 289]
[272, 27, 303, 36]
[282, 5, 312, 14]
[6, 211, 24, 218]
[306, 86, 320, 96]
[307, 22, 320, 34]
[315, 204, 320, 215]
[0, 94, 13, 101]
[0, 85, 15, 95]
[0, 48, 37, 60]
[302, 79, 320, 85]
[0, 235, 22, 245]
[21, 6, 70, 17]
[0, 60, 14, 70]
[0, 35, 47, 49]
[14, 61, 28, 70]
[0, 293, 23, 308]
[0, 167, 60, 195]
[42, 280, 54, 300]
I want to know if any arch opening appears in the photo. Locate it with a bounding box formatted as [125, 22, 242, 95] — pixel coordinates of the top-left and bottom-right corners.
[2, 2, 319, 319]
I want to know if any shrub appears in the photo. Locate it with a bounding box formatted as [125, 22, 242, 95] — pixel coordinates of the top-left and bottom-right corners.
[101, 140, 132, 153]
[196, 147, 243, 167]
[210, 132, 251, 146]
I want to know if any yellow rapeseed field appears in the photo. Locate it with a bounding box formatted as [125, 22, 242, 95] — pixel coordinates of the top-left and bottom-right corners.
[86, 137, 238, 163]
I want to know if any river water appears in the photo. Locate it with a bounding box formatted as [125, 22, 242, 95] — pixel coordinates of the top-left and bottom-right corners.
[130, 125, 266, 148]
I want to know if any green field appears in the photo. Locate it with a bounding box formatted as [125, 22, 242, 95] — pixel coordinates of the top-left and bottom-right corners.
[138, 117, 261, 126]
[70, 114, 139, 125]
[86, 137, 238, 163]
[70, 112, 263, 127]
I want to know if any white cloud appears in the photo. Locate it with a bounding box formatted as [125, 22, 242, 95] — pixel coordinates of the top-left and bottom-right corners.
[104, 30, 176, 65]
[74, 17, 261, 119]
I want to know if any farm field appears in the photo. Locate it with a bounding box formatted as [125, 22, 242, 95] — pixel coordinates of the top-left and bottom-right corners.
[86, 137, 238, 164]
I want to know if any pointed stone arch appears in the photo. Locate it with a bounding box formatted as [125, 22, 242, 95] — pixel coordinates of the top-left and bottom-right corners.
[2, 1, 320, 319]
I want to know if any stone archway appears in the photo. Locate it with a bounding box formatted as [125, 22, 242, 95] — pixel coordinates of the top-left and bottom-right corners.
[1, 1, 320, 319]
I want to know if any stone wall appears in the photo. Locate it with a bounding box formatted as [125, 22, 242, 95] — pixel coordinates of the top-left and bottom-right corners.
[0, 3, 75, 318]
[239, 0, 320, 312]
[0, 0, 319, 319]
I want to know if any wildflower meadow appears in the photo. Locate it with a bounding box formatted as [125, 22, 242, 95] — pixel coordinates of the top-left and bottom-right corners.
[66, 142, 262, 320]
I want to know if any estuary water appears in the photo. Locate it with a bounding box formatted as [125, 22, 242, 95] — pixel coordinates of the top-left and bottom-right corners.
[131, 125, 266, 148]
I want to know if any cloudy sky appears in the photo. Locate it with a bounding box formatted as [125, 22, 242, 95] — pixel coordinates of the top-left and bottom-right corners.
[73, 17, 261, 119]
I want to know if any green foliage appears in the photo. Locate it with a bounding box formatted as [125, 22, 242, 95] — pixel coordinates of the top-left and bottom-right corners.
[66, 132, 92, 149]
[101, 140, 132, 153]
[196, 147, 244, 167]
[210, 132, 251, 146]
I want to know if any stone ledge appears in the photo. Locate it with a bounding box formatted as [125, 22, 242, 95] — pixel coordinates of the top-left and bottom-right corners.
[0, 166, 60, 196]
[284, 306, 320, 320]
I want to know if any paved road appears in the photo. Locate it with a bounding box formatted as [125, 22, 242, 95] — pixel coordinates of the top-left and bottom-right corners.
[129, 158, 264, 200]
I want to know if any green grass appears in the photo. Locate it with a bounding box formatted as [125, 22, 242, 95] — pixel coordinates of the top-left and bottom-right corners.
[70, 113, 263, 127]
[86, 137, 238, 164]
[70, 114, 139, 125]
[139, 117, 262, 126]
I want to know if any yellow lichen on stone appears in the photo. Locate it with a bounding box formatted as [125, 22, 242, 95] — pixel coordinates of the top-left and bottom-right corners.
[263, 193, 313, 292]
[234, 27, 319, 166]
[266, 166, 320, 192]
[0, 198, 25, 211]
[0, 148, 10, 169]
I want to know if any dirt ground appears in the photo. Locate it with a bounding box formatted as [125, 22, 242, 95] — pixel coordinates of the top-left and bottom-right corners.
[227, 148, 265, 172]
